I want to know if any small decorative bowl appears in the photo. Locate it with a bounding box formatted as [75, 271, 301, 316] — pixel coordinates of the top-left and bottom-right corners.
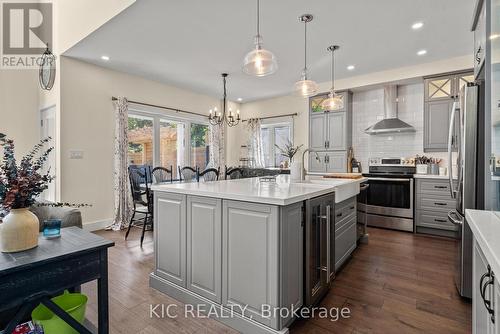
[43, 219, 62, 239]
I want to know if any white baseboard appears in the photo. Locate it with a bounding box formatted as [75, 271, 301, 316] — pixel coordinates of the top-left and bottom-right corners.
[83, 218, 112, 232]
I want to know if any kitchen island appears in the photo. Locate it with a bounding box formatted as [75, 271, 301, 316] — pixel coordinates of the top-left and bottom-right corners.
[149, 175, 364, 334]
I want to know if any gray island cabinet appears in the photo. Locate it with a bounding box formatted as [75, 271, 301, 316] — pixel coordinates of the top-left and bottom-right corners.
[149, 176, 362, 334]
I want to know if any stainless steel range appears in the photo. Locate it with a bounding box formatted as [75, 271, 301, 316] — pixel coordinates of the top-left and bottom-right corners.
[359, 157, 416, 232]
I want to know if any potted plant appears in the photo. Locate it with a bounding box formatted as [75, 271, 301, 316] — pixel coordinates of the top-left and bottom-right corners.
[0, 133, 54, 252]
[275, 140, 303, 181]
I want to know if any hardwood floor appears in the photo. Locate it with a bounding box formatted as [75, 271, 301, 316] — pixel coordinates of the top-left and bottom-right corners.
[83, 227, 471, 334]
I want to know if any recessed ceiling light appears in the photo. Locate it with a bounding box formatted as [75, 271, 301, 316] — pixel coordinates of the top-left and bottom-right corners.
[490, 34, 500, 40]
[101, 55, 110, 61]
[347, 65, 355, 71]
[237, 97, 243, 102]
[412, 22, 424, 30]
[417, 49, 427, 56]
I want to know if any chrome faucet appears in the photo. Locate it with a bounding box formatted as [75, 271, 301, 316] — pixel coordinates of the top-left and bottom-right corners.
[301, 148, 321, 180]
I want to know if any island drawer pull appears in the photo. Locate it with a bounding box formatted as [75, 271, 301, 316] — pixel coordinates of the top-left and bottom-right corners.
[434, 218, 447, 223]
[434, 186, 447, 189]
[434, 202, 448, 206]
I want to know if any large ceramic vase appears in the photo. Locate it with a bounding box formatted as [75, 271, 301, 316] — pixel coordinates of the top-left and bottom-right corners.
[0, 208, 39, 253]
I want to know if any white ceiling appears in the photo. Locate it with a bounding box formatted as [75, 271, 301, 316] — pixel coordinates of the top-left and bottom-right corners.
[64, 0, 474, 102]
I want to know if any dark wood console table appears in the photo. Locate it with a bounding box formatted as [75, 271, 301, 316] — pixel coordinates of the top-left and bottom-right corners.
[0, 227, 114, 333]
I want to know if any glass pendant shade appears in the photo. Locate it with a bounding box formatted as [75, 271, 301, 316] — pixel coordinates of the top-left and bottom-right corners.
[294, 70, 318, 97]
[320, 91, 344, 111]
[243, 36, 278, 76]
[294, 79, 319, 97]
[294, 14, 317, 97]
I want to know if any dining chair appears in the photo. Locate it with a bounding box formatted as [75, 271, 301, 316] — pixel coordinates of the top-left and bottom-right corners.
[126, 166, 153, 247]
[225, 166, 244, 180]
[178, 166, 198, 182]
[199, 167, 220, 182]
[152, 166, 173, 184]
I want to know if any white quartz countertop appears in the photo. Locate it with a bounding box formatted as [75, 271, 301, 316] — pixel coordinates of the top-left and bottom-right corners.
[413, 174, 456, 179]
[466, 209, 500, 277]
[152, 175, 366, 206]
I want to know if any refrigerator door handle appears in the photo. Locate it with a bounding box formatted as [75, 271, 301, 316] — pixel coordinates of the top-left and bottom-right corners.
[448, 101, 459, 198]
[448, 210, 463, 226]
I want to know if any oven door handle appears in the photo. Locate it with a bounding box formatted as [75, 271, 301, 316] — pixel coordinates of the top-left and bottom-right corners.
[367, 177, 411, 182]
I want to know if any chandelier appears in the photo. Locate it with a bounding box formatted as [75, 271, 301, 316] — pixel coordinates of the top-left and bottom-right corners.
[209, 73, 241, 127]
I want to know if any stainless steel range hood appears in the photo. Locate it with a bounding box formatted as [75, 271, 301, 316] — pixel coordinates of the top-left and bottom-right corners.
[364, 86, 416, 135]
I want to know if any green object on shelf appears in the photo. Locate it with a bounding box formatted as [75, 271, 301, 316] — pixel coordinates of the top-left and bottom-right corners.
[31, 290, 88, 334]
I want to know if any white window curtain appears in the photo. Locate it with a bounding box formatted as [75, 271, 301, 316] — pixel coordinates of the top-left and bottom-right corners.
[208, 122, 225, 168]
[109, 97, 132, 230]
[246, 118, 265, 168]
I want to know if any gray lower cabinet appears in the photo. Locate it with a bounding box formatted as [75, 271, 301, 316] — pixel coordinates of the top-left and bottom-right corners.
[279, 202, 304, 328]
[472, 238, 497, 333]
[309, 151, 347, 173]
[155, 192, 187, 287]
[327, 152, 348, 173]
[415, 178, 458, 238]
[153, 193, 305, 332]
[222, 200, 280, 329]
[334, 197, 357, 271]
[186, 196, 222, 303]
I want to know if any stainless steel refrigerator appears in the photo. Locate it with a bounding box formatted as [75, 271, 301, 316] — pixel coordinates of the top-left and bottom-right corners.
[447, 83, 484, 299]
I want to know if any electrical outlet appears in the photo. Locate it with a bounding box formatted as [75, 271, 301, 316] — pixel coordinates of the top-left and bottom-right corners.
[69, 150, 84, 159]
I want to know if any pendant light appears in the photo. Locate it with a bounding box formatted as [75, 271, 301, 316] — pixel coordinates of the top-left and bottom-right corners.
[242, 0, 278, 77]
[320, 45, 344, 111]
[208, 73, 241, 127]
[293, 14, 318, 97]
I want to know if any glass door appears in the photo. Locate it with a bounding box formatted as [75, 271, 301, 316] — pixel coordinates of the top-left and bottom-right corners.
[159, 119, 185, 179]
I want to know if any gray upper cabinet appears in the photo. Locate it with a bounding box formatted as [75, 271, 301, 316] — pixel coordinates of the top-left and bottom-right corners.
[424, 99, 457, 152]
[186, 196, 222, 303]
[327, 112, 346, 150]
[423, 71, 474, 152]
[310, 114, 327, 150]
[309, 91, 352, 172]
[155, 192, 187, 287]
[472, 0, 486, 79]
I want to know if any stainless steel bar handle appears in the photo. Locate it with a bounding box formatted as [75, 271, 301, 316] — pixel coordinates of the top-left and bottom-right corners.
[447, 210, 463, 226]
[367, 177, 410, 182]
[326, 205, 331, 284]
[448, 101, 458, 198]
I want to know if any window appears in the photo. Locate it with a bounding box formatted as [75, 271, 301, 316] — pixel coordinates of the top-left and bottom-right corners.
[127, 105, 210, 179]
[159, 119, 185, 179]
[190, 123, 209, 169]
[127, 115, 154, 166]
[260, 118, 293, 168]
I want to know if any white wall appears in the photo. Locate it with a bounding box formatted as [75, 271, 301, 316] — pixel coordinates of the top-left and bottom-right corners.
[0, 70, 40, 157]
[60, 57, 237, 227]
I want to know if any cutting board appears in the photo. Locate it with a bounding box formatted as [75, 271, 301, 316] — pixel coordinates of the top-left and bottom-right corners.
[323, 173, 363, 179]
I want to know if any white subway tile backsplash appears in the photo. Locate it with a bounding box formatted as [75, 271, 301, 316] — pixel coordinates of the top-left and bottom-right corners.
[352, 83, 449, 171]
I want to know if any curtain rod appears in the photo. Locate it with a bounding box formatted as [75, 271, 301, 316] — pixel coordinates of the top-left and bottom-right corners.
[242, 113, 298, 122]
[111, 96, 298, 123]
[111, 96, 207, 118]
